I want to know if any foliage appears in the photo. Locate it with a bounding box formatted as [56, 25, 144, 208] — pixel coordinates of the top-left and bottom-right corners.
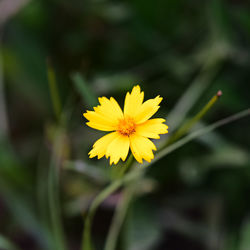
[0, 0, 250, 250]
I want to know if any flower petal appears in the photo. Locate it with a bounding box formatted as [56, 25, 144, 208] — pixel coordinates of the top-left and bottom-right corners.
[96, 97, 124, 120]
[106, 133, 130, 165]
[88, 132, 118, 159]
[129, 134, 156, 163]
[83, 97, 123, 131]
[124, 85, 144, 118]
[84, 111, 116, 131]
[134, 96, 162, 124]
[136, 118, 168, 139]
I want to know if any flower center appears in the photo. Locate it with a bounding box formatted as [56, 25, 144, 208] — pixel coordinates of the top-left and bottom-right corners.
[117, 117, 136, 136]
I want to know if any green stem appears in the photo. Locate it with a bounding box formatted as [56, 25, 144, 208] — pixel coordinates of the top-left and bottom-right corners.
[81, 166, 142, 250]
[48, 130, 67, 250]
[82, 181, 121, 250]
[167, 61, 223, 131]
[71, 73, 98, 107]
[163, 90, 222, 147]
[0, 40, 8, 140]
[104, 187, 134, 250]
[47, 60, 62, 121]
[118, 153, 134, 177]
[0, 234, 21, 250]
[146, 108, 250, 168]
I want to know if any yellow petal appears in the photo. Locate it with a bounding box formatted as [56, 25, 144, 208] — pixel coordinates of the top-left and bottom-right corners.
[134, 96, 162, 124]
[136, 118, 168, 139]
[83, 97, 123, 131]
[96, 97, 124, 120]
[88, 132, 117, 159]
[106, 133, 130, 165]
[129, 134, 156, 163]
[84, 111, 116, 131]
[124, 85, 144, 118]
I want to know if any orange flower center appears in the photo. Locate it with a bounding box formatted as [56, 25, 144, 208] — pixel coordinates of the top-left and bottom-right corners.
[117, 117, 136, 136]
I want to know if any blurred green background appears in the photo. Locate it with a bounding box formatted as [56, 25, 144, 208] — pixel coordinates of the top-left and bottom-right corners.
[0, 0, 250, 249]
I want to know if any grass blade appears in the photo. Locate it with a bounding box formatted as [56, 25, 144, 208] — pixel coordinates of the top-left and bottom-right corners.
[48, 129, 67, 250]
[165, 90, 222, 146]
[71, 73, 98, 107]
[0, 234, 21, 250]
[167, 57, 223, 131]
[104, 187, 134, 250]
[146, 108, 250, 168]
[47, 60, 62, 121]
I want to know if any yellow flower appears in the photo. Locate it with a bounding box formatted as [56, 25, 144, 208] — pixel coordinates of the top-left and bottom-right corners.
[83, 85, 168, 165]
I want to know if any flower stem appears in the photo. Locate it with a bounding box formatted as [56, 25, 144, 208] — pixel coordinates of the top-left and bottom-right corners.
[47, 59, 62, 122]
[81, 163, 141, 250]
[48, 129, 67, 250]
[118, 153, 134, 177]
[104, 187, 134, 250]
[82, 181, 121, 250]
[146, 108, 250, 168]
[0, 234, 22, 250]
[164, 90, 222, 147]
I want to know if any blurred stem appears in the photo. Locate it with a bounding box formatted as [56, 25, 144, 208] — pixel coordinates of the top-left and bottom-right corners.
[48, 129, 67, 250]
[37, 147, 50, 236]
[0, 234, 21, 250]
[165, 90, 222, 146]
[104, 187, 134, 250]
[118, 153, 134, 177]
[82, 181, 122, 250]
[167, 60, 223, 131]
[81, 164, 141, 250]
[0, 36, 8, 140]
[71, 73, 98, 107]
[47, 60, 62, 122]
[145, 108, 250, 168]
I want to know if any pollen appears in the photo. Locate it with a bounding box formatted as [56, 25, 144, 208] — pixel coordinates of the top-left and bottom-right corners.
[117, 117, 136, 136]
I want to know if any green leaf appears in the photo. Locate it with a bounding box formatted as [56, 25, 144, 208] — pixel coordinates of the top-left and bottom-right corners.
[0, 235, 21, 250]
[125, 201, 161, 250]
[71, 73, 98, 108]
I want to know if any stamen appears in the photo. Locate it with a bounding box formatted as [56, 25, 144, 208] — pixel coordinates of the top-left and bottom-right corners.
[117, 117, 136, 136]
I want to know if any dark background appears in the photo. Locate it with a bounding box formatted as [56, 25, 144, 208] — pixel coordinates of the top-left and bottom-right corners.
[0, 0, 250, 249]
